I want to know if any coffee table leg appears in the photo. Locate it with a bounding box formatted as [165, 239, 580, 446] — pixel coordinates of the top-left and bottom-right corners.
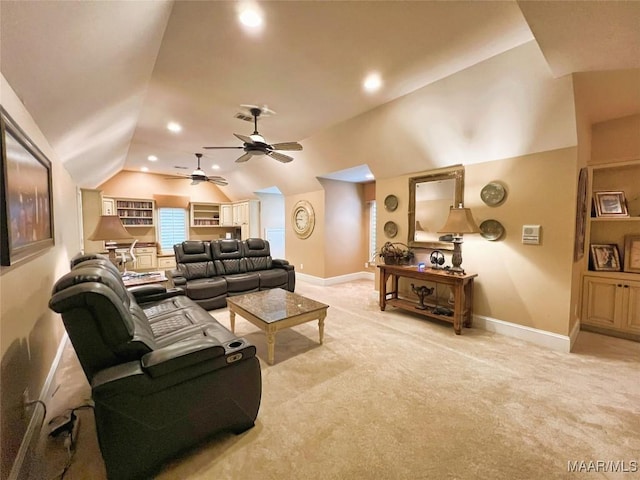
[266, 330, 276, 365]
[229, 309, 236, 333]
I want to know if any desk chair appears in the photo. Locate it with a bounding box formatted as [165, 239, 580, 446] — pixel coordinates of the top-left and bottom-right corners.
[116, 239, 138, 273]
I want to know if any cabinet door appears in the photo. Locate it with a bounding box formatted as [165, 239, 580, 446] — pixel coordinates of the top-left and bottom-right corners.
[233, 202, 248, 225]
[102, 197, 115, 215]
[582, 276, 621, 328]
[134, 247, 157, 270]
[220, 204, 233, 226]
[622, 281, 640, 334]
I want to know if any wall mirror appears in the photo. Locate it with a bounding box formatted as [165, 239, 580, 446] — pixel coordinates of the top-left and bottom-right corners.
[408, 165, 464, 250]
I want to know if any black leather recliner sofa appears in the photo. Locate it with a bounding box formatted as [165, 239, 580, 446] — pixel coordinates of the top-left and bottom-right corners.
[169, 238, 295, 310]
[49, 253, 262, 480]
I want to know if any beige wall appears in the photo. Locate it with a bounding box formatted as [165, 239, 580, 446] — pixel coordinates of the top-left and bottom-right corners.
[286, 190, 325, 277]
[320, 179, 368, 278]
[591, 114, 640, 164]
[375, 147, 577, 335]
[0, 75, 80, 475]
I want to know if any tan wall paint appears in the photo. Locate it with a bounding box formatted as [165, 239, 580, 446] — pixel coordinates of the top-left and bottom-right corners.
[1, 75, 80, 475]
[320, 179, 367, 278]
[591, 114, 640, 164]
[286, 191, 325, 277]
[376, 148, 576, 335]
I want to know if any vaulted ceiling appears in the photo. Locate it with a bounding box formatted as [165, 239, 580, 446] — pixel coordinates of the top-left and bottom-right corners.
[1, 1, 639, 199]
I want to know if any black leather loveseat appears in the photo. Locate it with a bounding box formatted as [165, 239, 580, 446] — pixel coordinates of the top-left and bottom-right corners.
[49, 253, 262, 480]
[169, 238, 295, 310]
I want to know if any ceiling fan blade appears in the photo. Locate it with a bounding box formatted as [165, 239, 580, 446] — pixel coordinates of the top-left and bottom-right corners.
[207, 178, 228, 186]
[202, 146, 243, 150]
[234, 133, 254, 144]
[267, 151, 294, 163]
[236, 152, 254, 163]
[270, 141, 303, 151]
[166, 176, 189, 180]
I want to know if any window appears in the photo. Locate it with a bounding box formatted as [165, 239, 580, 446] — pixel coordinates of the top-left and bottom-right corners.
[369, 200, 377, 263]
[157, 208, 187, 253]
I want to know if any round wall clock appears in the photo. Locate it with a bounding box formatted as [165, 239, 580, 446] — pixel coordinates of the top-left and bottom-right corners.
[292, 200, 315, 239]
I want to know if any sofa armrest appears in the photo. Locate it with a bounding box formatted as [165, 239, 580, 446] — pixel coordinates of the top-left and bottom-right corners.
[167, 268, 187, 286]
[140, 337, 226, 378]
[130, 285, 185, 304]
[272, 259, 294, 271]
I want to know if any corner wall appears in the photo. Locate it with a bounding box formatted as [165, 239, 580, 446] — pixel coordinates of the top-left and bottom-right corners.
[0, 74, 81, 478]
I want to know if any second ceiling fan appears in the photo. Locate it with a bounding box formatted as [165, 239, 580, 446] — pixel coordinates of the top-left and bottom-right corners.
[203, 106, 302, 163]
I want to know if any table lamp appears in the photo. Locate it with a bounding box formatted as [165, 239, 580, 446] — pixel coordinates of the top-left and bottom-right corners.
[437, 204, 479, 275]
[88, 215, 133, 261]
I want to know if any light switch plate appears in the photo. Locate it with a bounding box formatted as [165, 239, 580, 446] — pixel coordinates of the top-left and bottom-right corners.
[522, 225, 541, 244]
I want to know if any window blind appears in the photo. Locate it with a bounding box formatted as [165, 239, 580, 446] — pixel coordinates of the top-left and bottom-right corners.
[158, 208, 187, 252]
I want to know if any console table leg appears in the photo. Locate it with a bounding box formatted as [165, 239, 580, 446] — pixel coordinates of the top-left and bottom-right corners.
[229, 310, 236, 333]
[318, 313, 325, 345]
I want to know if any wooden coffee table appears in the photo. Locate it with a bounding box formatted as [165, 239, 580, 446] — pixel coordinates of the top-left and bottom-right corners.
[227, 289, 329, 365]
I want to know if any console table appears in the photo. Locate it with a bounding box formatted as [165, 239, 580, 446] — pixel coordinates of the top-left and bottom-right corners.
[377, 265, 477, 334]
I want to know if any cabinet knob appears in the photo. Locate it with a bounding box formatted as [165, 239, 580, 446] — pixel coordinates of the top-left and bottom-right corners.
[623, 284, 629, 288]
[617, 284, 623, 287]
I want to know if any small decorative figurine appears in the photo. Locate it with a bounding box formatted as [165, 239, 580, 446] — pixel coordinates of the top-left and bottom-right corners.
[411, 283, 434, 310]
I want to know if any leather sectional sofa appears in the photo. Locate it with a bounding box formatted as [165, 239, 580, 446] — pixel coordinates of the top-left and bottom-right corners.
[169, 238, 295, 310]
[49, 253, 262, 480]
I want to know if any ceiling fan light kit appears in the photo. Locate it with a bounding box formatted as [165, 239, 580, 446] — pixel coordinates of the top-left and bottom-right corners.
[204, 106, 302, 163]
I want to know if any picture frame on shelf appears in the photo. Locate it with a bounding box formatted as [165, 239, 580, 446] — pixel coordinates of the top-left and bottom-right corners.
[623, 235, 640, 274]
[593, 191, 629, 217]
[590, 244, 621, 272]
[0, 107, 55, 267]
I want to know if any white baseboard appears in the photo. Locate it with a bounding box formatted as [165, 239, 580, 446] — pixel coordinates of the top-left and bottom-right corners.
[473, 314, 571, 353]
[9, 332, 68, 480]
[297, 271, 374, 286]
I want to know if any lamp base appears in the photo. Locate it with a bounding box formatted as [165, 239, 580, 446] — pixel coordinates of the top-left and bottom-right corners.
[447, 237, 465, 275]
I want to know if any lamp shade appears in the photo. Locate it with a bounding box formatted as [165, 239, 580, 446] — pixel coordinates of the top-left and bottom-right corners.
[88, 215, 133, 241]
[437, 207, 480, 235]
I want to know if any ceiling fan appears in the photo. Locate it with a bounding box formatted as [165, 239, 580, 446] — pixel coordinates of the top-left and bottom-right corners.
[203, 106, 302, 163]
[166, 153, 228, 186]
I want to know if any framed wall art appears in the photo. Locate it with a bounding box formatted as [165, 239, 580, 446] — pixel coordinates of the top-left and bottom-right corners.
[573, 167, 588, 261]
[623, 235, 640, 274]
[590, 244, 621, 272]
[593, 191, 629, 217]
[1, 107, 55, 266]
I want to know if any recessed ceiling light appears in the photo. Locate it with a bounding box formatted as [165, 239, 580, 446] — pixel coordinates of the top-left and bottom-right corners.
[239, 7, 263, 28]
[141, 166, 149, 172]
[211, 164, 220, 170]
[363, 73, 382, 93]
[167, 122, 182, 133]
[147, 155, 158, 162]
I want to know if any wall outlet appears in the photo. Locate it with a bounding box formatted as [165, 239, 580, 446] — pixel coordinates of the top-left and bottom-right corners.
[300, 264, 303, 270]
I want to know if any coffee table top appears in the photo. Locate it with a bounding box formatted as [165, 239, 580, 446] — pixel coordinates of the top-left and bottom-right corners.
[227, 289, 328, 324]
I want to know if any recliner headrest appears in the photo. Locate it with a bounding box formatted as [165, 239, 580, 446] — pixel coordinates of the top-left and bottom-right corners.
[220, 240, 241, 253]
[246, 238, 265, 250]
[182, 241, 206, 254]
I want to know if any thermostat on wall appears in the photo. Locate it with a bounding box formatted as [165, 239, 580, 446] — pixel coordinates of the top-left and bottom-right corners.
[522, 225, 541, 245]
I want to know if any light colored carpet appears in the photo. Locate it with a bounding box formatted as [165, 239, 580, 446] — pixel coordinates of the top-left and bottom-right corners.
[35, 279, 640, 479]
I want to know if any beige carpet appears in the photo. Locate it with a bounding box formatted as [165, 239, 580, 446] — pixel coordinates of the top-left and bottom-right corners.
[34, 279, 640, 479]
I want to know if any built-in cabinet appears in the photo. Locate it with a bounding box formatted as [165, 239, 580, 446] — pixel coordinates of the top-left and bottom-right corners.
[582, 275, 640, 336]
[190, 200, 260, 239]
[133, 246, 157, 270]
[112, 198, 155, 226]
[581, 160, 640, 339]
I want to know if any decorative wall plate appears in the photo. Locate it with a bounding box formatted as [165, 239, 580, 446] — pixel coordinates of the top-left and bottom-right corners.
[480, 182, 506, 206]
[384, 194, 399, 212]
[292, 200, 315, 239]
[384, 221, 398, 238]
[479, 219, 505, 241]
